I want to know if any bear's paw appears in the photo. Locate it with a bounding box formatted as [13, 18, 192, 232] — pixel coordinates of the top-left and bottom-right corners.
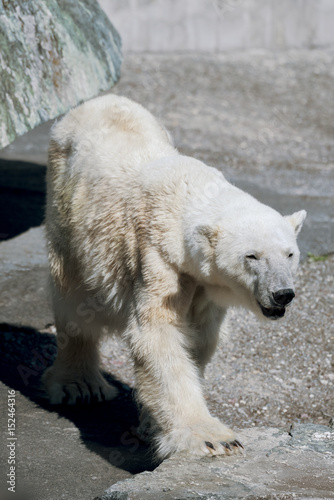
[156, 417, 244, 459]
[42, 366, 118, 405]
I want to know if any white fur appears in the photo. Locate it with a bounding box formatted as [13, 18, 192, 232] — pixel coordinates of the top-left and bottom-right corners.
[43, 95, 306, 459]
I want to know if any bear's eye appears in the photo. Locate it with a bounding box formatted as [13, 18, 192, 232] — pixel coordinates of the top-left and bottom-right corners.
[288, 252, 294, 258]
[246, 254, 258, 260]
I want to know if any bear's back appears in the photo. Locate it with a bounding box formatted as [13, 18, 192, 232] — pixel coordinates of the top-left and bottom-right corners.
[49, 95, 175, 179]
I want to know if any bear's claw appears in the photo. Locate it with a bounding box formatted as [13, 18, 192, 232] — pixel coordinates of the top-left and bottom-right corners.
[205, 441, 215, 449]
[230, 439, 244, 449]
[221, 441, 232, 451]
[205, 441, 216, 454]
[206, 439, 243, 455]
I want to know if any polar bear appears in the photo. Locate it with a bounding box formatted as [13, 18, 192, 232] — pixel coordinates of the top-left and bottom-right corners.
[43, 95, 306, 459]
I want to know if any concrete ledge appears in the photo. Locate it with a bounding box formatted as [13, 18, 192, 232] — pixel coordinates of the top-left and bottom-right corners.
[99, 424, 334, 500]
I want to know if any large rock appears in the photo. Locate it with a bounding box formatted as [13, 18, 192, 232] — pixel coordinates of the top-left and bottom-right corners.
[0, 0, 122, 149]
[99, 424, 334, 499]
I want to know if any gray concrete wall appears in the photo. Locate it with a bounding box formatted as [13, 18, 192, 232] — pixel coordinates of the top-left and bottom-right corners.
[98, 0, 334, 52]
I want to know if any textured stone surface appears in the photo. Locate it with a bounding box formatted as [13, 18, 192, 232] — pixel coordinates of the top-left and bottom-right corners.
[0, 227, 52, 329]
[0, 0, 122, 149]
[100, 424, 334, 500]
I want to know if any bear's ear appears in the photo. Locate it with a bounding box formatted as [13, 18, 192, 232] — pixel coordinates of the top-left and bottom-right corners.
[196, 225, 220, 248]
[285, 210, 307, 236]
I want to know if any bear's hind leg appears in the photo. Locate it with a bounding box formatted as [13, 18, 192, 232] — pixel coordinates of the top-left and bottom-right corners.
[42, 303, 118, 404]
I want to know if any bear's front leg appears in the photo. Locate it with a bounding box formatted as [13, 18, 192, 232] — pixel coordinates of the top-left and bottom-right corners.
[128, 317, 243, 459]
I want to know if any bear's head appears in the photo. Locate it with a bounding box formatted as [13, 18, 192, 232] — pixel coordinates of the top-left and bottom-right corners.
[186, 203, 306, 321]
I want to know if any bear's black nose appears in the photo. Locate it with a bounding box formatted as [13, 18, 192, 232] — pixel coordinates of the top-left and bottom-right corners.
[272, 288, 295, 306]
